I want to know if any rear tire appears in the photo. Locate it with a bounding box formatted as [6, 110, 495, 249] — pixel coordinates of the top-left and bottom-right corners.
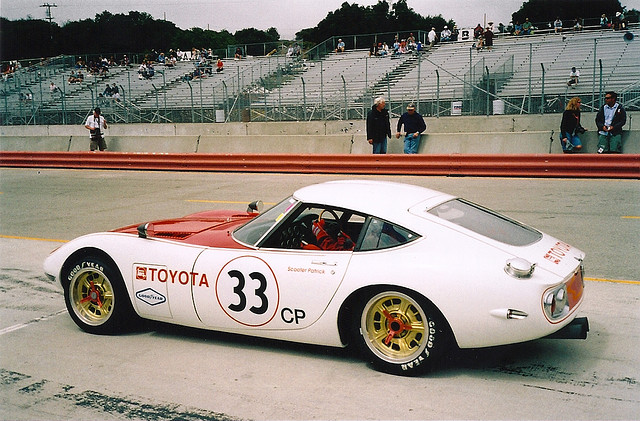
[62, 255, 135, 334]
[351, 289, 451, 376]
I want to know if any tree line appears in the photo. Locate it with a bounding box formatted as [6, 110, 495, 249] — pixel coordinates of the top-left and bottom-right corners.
[0, 0, 634, 62]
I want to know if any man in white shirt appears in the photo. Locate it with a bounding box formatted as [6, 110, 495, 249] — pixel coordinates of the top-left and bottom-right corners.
[595, 92, 626, 154]
[428, 27, 437, 49]
[84, 107, 108, 151]
[567, 67, 580, 87]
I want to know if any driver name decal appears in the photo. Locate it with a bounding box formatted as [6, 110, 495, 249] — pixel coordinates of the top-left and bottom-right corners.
[287, 266, 325, 275]
[134, 264, 210, 287]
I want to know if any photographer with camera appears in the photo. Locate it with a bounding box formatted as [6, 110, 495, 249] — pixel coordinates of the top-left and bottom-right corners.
[559, 97, 585, 153]
[84, 107, 108, 151]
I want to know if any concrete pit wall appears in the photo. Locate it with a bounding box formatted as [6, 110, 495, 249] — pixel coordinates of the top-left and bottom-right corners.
[1, 113, 637, 154]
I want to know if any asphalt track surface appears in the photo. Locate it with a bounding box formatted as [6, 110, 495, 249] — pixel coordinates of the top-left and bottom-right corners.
[0, 168, 638, 420]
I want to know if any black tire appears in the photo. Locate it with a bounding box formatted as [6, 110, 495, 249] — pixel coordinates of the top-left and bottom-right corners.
[351, 289, 451, 376]
[62, 254, 135, 334]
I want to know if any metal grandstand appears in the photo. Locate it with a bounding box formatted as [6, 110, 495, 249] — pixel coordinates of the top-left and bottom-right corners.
[1, 26, 638, 125]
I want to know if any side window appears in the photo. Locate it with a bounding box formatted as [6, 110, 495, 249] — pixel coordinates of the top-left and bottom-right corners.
[260, 205, 366, 251]
[359, 218, 419, 251]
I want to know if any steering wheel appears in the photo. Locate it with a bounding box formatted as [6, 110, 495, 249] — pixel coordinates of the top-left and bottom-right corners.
[317, 209, 343, 236]
[318, 209, 340, 225]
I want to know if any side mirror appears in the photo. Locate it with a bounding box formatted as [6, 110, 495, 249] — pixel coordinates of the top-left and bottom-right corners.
[247, 200, 264, 214]
[137, 222, 155, 238]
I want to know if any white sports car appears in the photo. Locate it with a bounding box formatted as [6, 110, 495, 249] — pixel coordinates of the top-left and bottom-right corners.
[44, 180, 588, 375]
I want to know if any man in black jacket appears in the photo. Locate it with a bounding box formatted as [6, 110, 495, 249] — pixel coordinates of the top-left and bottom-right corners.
[396, 104, 426, 154]
[366, 97, 391, 154]
[595, 91, 627, 154]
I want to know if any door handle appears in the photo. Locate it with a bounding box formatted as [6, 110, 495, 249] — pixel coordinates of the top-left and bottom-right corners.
[312, 260, 337, 266]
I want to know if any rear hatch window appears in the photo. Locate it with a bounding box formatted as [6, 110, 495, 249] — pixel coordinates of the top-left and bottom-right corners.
[428, 199, 542, 246]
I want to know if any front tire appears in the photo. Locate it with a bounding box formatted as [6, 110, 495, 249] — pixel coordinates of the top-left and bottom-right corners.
[352, 290, 450, 376]
[62, 255, 134, 334]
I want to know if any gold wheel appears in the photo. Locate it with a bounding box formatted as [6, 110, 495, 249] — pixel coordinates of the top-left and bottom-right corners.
[361, 291, 427, 364]
[69, 267, 115, 326]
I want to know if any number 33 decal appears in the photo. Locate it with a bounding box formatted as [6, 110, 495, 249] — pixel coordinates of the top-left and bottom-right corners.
[216, 256, 279, 327]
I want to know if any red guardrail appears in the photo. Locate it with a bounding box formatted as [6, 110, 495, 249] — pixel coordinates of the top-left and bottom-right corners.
[1, 151, 638, 178]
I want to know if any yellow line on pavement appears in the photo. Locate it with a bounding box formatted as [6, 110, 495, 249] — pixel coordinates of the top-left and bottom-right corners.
[621, 216, 640, 219]
[187, 199, 276, 205]
[0, 234, 67, 243]
[585, 277, 640, 285]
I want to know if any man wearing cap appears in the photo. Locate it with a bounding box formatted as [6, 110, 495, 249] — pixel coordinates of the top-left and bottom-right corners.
[84, 107, 108, 151]
[396, 104, 426, 154]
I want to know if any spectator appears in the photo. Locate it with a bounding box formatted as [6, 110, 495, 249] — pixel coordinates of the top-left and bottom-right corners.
[67, 71, 80, 84]
[573, 17, 583, 31]
[336, 39, 345, 53]
[102, 83, 112, 98]
[111, 84, 120, 102]
[49, 82, 60, 97]
[216, 58, 224, 73]
[595, 91, 627, 154]
[369, 42, 378, 57]
[483, 27, 494, 50]
[84, 107, 108, 151]
[380, 42, 389, 56]
[366, 97, 391, 154]
[451, 25, 460, 40]
[441, 26, 452, 42]
[474, 24, 483, 39]
[475, 33, 484, 51]
[554, 17, 563, 33]
[614, 11, 627, 30]
[560, 97, 585, 153]
[428, 27, 437, 49]
[513, 21, 523, 36]
[395, 104, 426, 154]
[600, 14, 610, 29]
[235, 47, 243, 60]
[522, 18, 533, 35]
[567, 67, 580, 87]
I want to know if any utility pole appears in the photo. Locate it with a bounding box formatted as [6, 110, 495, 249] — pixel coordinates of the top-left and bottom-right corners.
[40, 3, 57, 56]
[40, 3, 57, 23]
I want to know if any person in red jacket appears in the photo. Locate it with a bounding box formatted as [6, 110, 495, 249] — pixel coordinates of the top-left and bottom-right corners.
[311, 218, 354, 251]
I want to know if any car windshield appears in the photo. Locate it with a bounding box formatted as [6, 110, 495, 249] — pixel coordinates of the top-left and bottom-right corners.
[233, 196, 297, 246]
[428, 199, 542, 246]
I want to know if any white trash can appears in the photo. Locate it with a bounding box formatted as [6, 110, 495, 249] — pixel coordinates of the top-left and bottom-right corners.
[493, 99, 505, 115]
[451, 101, 463, 115]
[215, 109, 225, 123]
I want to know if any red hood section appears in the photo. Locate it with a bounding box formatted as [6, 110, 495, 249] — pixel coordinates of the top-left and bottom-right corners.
[113, 209, 256, 249]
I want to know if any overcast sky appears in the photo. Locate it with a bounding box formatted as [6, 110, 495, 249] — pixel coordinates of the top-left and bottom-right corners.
[2, 0, 639, 39]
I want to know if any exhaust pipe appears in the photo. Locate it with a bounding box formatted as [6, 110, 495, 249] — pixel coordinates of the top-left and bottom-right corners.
[545, 317, 589, 339]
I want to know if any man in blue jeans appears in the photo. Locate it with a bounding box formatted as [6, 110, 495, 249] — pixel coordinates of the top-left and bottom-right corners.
[395, 104, 426, 154]
[595, 91, 626, 154]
